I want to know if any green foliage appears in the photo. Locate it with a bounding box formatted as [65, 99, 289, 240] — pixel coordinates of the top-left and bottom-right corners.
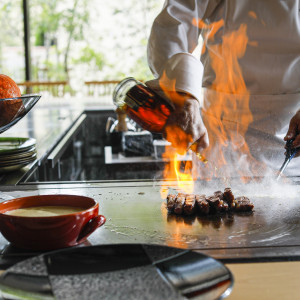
[72, 46, 105, 71]
[0, 0, 23, 45]
[1, 0, 165, 88]
[43, 60, 67, 81]
[62, 1, 89, 41]
[30, 0, 62, 42]
[130, 56, 154, 81]
[34, 29, 45, 46]
[30, 0, 90, 80]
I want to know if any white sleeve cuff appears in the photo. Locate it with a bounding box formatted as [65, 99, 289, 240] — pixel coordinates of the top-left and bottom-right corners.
[146, 52, 203, 102]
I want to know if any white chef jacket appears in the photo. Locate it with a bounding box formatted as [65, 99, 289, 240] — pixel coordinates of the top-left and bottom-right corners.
[147, 0, 300, 176]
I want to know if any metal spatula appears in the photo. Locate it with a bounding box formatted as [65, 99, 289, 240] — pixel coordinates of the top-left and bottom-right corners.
[276, 139, 299, 180]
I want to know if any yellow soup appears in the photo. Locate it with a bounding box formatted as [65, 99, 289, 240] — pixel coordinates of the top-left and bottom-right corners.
[4, 206, 86, 217]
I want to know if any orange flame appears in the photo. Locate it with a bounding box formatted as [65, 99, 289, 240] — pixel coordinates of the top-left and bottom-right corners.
[160, 127, 195, 196]
[248, 11, 257, 19]
[196, 19, 264, 181]
[159, 73, 195, 196]
[159, 16, 264, 197]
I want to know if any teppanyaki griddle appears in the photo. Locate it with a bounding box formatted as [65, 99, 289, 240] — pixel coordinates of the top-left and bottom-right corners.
[77, 180, 300, 262]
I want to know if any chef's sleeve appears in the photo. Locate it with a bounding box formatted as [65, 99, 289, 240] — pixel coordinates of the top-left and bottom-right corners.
[147, 0, 210, 102]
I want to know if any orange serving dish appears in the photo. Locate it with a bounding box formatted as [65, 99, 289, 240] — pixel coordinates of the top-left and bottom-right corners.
[0, 194, 106, 251]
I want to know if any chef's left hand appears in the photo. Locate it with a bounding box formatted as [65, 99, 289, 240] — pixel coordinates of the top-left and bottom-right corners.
[284, 110, 300, 156]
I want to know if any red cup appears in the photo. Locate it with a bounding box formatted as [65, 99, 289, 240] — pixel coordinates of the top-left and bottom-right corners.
[0, 194, 106, 251]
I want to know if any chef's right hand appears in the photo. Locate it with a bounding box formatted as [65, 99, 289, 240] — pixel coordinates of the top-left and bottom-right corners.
[284, 110, 300, 156]
[162, 97, 209, 155]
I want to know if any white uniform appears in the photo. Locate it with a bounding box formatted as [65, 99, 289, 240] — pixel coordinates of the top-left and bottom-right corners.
[147, 0, 300, 176]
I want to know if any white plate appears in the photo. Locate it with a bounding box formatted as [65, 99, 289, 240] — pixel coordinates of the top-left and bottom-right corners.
[0, 137, 36, 155]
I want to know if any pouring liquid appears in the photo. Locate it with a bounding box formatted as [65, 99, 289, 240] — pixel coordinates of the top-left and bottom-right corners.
[114, 78, 207, 163]
[123, 83, 173, 133]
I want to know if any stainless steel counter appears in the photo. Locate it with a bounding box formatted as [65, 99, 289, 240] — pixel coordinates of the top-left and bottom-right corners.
[1, 96, 300, 261]
[0, 96, 115, 185]
[1, 180, 300, 262]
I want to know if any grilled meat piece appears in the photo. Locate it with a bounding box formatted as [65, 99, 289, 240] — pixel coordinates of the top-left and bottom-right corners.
[183, 194, 196, 215]
[165, 189, 254, 216]
[206, 196, 228, 213]
[195, 194, 210, 215]
[223, 187, 235, 208]
[214, 191, 224, 200]
[234, 196, 254, 212]
[206, 196, 220, 205]
[166, 194, 176, 212]
[174, 195, 185, 215]
[206, 196, 222, 213]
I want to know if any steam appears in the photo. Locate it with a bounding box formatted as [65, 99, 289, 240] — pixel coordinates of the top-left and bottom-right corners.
[192, 159, 300, 199]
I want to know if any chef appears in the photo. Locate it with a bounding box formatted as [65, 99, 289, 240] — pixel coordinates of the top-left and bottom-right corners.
[147, 0, 300, 177]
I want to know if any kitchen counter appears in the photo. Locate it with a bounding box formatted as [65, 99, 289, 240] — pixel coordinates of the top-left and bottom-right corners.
[2, 180, 299, 256]
[0, 95, 300, 299]
[0, 96, 115, 185]
[0, 180, 300, 299]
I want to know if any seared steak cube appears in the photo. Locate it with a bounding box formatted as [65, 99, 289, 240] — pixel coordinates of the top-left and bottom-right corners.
[165, 188, 254, 217]
[183, 194, 196, 215]
[174, 195, 185, 215]
[206, 196, 222, 213]
[206, 196, 228, 213]
[195, 194, 210, 215]
[223, 187, 235, 208]
[234, 196, 254, 212]
[166, 194, 176, 212]
[214, 191, 224, 200]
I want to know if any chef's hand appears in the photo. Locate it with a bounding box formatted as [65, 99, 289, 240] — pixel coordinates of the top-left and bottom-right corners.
[284, 110, 300, 157]
[163, 97, 209, 155]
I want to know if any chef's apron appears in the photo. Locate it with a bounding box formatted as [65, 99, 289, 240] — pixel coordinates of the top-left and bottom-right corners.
[199, 0, 300, 178]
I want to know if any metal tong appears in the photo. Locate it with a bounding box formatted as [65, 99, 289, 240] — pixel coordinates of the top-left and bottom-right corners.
[276, 139, 299, 180]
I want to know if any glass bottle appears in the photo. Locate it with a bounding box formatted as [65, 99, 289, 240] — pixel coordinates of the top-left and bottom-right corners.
[113, 77, 174, 133]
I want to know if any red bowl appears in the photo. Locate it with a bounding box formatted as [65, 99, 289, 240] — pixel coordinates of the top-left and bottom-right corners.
[0, 194, 106, 251]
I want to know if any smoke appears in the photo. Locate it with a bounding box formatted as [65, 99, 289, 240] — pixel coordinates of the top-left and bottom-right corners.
[192, 160, 299, 200]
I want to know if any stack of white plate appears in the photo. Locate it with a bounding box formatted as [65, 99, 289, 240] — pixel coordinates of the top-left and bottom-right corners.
[0, 137, 37, 173]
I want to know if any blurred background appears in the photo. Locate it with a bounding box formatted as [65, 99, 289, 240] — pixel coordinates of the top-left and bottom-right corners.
[0, 0, 164, 99]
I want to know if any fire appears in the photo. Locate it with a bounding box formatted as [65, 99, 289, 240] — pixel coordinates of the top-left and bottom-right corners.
[197, 18, 264, 181]
[192, 18, 224, 55]
[159, 73, 195, 197]
[159, 16, 264, 198]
